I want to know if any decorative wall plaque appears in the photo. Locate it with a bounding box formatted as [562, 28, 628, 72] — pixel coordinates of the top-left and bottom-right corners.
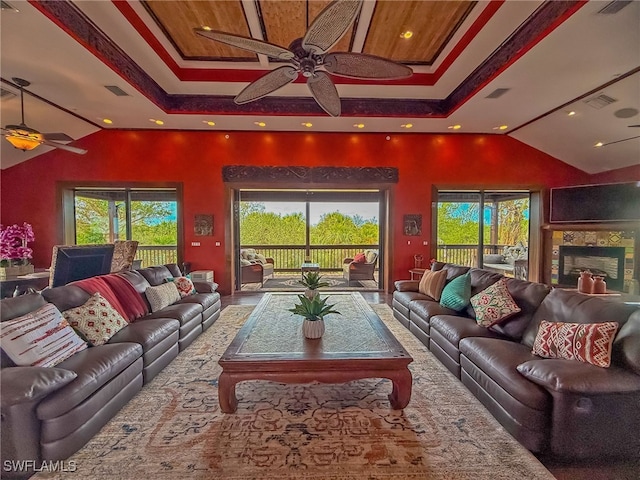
[194, 214, 213, 236]
[403, 214, 422, 236]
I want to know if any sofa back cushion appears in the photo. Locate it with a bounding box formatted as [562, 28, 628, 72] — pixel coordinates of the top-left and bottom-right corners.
[117, 270, 151, 294]
[522, 288, 639, 368]
[138, 265, 174, 286]
[489, 278, 551, 340]
[613, 309, 640, 374]
[42, 284, 92, 313]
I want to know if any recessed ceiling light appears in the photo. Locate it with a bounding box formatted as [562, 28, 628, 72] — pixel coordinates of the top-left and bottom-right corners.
[492, 125, 508, 130]
[301, 122, 313, 128]
[254, 121, 266, 127]
[353, 123, 365, 129]
[203, 120, 216, 126]
[594, 142, 604, 147]
[401, 123, 413, 129]
[102, 118, 113, 125]
[201, 25, 212, 31]
[149, 119, 164, 125]
[400, 30, 413, 39]
[567, 111, 576, 116]
[448, 125, 462, 130]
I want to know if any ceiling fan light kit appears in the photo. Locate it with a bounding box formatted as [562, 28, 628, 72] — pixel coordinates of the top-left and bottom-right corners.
[195, 0, 412, 117]
[2, 77, 87, 155]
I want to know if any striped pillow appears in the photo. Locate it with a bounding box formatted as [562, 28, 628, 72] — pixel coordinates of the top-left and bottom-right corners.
[0, 303, 88, 367]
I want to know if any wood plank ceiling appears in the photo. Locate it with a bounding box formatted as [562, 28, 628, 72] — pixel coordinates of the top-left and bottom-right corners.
[143, 0, 475, 65]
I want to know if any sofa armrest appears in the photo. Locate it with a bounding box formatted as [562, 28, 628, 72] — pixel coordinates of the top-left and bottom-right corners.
[193, 281, 219, 293]
[343, 258, 354, 264]
[517, 359, 640, 394]
[1, 367, 77, 408]
[266, 258, 274, 265]
[394, 280, 419, 292]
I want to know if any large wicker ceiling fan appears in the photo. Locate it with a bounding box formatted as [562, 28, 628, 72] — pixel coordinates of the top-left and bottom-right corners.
[195, 0, 413, 117]
[2, 78, 87, 155]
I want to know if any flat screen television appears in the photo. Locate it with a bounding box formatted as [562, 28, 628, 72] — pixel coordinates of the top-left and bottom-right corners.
[550, 182, 640, 223]
[50, 244, 114, 288]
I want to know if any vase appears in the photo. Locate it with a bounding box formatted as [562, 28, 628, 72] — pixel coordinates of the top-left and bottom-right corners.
[592, 276, 607, 294]
[577, 270, 593, 294]
[302, 318, 324, 339]
[304, 288, 318, 300]
[0, 263, 34, 278]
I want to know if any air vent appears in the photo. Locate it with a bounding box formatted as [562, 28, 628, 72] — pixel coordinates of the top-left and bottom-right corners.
[584, 93, 617, 109]
[485, 88, 510, 99]
[0, 87, 16, 100]
[598, 0, 632, 14]
[104, 85, 129, 97]
[1, 1, 18, 11]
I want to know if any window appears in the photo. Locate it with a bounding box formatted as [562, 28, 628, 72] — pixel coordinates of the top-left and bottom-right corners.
[63, 186, 181, 268]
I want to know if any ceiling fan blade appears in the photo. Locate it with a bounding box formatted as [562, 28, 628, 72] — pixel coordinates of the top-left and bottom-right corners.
[323, 53, 413, 80]
[234, 66, 299, 104]
[307, 71, 341, 117]
[601, 135, 640, 147]
[629, 124, 640, 127]
[42, 139, 87, 155]
[302, 0, 363, 54]
[43, 132, 74, 142]
[195, 28, 294, 60]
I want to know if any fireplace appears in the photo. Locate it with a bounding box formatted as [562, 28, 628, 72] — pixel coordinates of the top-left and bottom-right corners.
[558, 246, 626, 291]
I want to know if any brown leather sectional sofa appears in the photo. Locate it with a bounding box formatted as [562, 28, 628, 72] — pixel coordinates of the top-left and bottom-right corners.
[0, 264, 221, 478]
[393, 262, 640, 460]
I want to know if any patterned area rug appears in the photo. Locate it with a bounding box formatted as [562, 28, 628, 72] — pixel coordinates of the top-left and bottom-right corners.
[34, 305, 554, 480]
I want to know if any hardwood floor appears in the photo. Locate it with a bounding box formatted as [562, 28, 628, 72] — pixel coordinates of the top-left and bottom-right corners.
[218, 292, 639, 479]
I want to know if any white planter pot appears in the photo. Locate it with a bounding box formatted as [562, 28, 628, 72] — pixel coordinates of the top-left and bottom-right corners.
[302, 318, 325, 339]
[304, 288, 318, 300]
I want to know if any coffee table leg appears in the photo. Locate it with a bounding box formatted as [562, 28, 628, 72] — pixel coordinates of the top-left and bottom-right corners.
[388, 369, 412, 409]
[218, 372, 238, 413]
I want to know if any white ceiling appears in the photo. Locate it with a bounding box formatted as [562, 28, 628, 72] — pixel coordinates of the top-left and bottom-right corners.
[1, 0, 639, 173]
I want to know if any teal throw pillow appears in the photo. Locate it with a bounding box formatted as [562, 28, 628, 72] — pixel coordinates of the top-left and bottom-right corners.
[440, 272, 471, 311]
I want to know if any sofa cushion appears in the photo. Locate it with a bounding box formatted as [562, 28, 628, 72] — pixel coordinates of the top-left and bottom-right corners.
[1, 303, 88, 368]
[63, 293, 128, 346]
[431, 315, 504, 351]
[483, 254, 505, 264]
[0, 366, 77, 407]
[144, 302, 202, 325]
[145, 282, 181, 313]
[442, 264, 471, 281]
[459, 337, 550, 411]
[532, 320, 619, 368]
[108, 318, 180, 352]
[408, 300, 457, 324]
[440, 272, 471, 311]
[138, 265, 174, 286]
[418, 269, 447, 301]
[36, 342, 142, 420]
[471, 278, 521, 328]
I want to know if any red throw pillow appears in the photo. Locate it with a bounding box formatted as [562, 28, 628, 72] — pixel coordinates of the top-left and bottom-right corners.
[532, 320, 619, 368]
[353, 253, 366, 263]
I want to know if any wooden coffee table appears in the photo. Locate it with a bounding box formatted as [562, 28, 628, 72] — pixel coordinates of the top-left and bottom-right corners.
[218, 292, 413, 413]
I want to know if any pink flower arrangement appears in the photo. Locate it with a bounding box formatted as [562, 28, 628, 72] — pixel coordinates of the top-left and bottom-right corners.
[0, 223, 35, 266]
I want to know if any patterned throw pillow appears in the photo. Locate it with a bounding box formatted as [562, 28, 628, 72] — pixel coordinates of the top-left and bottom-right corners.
[470, 278, 521, 327]
[440, 272, 471, 311]
[0, 303, 87, 367]
[145, 282, 181, 312]
[532, 320, 619, 368]
[63, 293, 128, 346]
[418, 268, 448, 301]
[170, 276, 197, 298]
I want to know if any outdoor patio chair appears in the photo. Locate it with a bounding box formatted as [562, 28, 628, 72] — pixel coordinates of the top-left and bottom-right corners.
[343, 249, 378, 282]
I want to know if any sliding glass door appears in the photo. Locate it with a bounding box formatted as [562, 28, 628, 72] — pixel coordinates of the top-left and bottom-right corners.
[436, 190, 530, 278]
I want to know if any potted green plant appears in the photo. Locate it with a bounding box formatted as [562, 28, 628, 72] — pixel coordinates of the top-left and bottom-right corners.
[288, 294, 341, 339]
[298, 271, 330, 299]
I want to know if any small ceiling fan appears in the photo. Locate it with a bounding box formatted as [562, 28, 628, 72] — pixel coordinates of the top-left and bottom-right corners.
[195, 0, 413, 117]
[2, 77, 87, 155]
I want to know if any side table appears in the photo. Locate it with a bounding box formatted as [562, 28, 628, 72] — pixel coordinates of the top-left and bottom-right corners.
[409, 268, 426, 280]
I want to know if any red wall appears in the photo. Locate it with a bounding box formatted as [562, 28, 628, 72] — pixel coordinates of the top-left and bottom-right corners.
[1, 130, 591, 294]
[588, 164, 640, 184]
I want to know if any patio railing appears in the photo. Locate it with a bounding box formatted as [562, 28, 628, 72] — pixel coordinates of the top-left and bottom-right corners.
[241, 244, 379, 272]
[435, 244, 510, 267]
[135, 245, 177, 267]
